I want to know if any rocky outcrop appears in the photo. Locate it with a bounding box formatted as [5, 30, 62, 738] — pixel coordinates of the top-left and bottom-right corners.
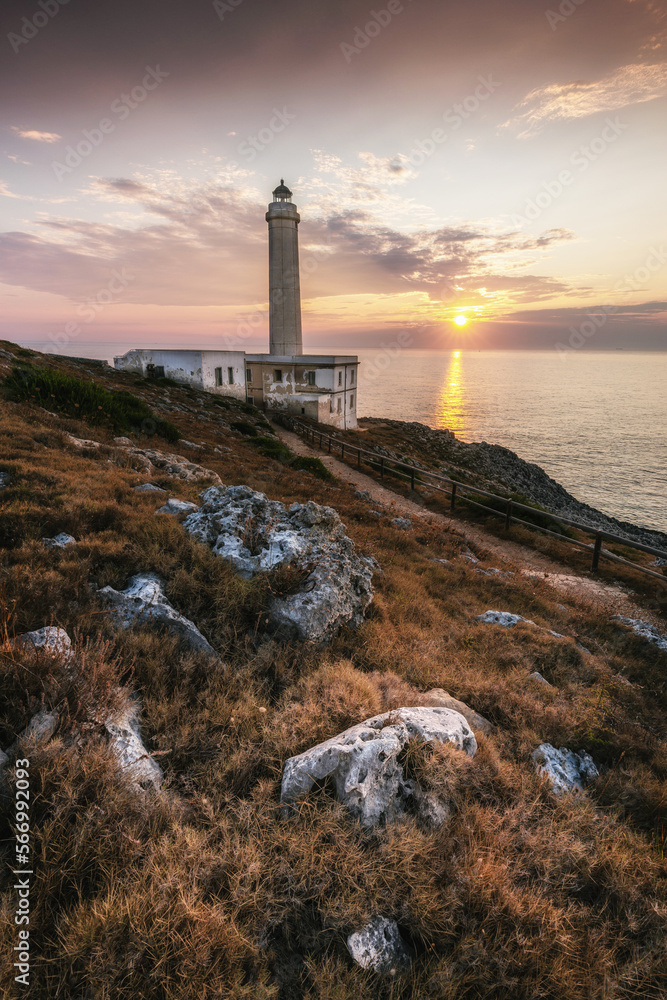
[65, 434, 220, 485]
[105, 704, 163, 793]
[99, 573, 219, 659]
[183, 485, 374, 643]
[391, 517, 412, 531]
[347, 917, 412, 974]
[126, 447, 220, 484]
[42, 533, 76, 549]
[156, 499, 199, 516]
[280, 707, 477, 827]
[613, 616, 667, 652]
[532, 744, 599, 794]
[477, 610, 536, 629]
[133, 483, 167, 493]
[15, 626, 73, 659]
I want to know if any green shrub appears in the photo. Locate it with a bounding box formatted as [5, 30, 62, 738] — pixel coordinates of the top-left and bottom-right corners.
[231, 420, 258, 437]
[5, 365, 180, 442]
[248, 436, 292, 462]
[290, 456, 333, 480]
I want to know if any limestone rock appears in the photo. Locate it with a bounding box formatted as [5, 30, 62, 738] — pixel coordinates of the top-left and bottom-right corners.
[280, 707, 476, 827]
[99, 573, 219, 658]
[127, 448, 220, 484]
[184, 485, 374, 643]
[529, 672, 553, 687]
[113, 436, 133, 446]
[156, 498, 199, 516]
[612, 616, 667, 652]
[0, 472, 9, 489]
[66, 434, 102, 449]
[477, 610, 536, 629]
[17, 626, 73, 659]
[347, 916, 412, 974]
[460, 548, 479, 564]
[532, 744, 599, 794]
[354, 489, 373, 502]
[21, 711, 59, 744]
[105, 703, 162, 793]
[419, 688, 492, 735]
[133, 483, 167, 493]
[41, 532, 76, 549]
[391, 517, 412, 530]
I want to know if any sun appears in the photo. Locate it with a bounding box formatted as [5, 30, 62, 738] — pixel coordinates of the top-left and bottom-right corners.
[454, 314, 468, 326]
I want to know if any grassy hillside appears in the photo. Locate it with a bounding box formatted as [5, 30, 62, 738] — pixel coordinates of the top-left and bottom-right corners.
[0, 343, 665, 999]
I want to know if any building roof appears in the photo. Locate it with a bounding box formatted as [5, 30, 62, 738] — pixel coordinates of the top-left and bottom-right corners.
[246, 354, 359, 364]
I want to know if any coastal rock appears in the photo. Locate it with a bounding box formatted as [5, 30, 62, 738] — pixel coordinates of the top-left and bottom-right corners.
[133, 483, 167, 493]
[347, 916, 412, 974]
[280, 707, 476, 827]
[460, 548, 479, 564]
[532, 744, 599, 794]
[99, 573, 219, 659]
[419, 688, 493, 735]
[0, 472, 9, 489]
[184, 485, 374, 643]
[354, 489, 373, 502]
[113, 436, 133, 446]
[612, 616, 667, 652]
[41, 532, 77, 549]
[391, 517, 412, 531]
[156, 498, 199, 516]
[105, 703, 162, 793]
[477, 610, 536, 629]
[16, 626, 73, 659]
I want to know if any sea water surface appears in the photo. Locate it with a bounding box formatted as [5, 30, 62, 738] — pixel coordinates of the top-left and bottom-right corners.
[343, 349, 667, 533]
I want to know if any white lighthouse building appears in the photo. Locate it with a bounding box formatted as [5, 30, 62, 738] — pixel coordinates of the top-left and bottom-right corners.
[267, 180, 303, 356]
[114, 182, 359, 429]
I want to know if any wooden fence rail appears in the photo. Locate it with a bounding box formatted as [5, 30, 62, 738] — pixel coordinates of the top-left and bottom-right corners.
[280, 416, 667, 585]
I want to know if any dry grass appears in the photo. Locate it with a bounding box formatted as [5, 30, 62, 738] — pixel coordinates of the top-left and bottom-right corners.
[0, 347, 665, 999]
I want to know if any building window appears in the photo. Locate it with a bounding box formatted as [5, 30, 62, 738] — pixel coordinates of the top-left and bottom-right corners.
[337, 397, 342, 413]
[330, 397, 334, 413]
[246, 396, 254, 406]
[301, 407, 305, 415]
[146, 364, 165, 379]
[350, 393, 355, 408]
[338, 371, 342, 386]
[246, 367, 253, 383]
[228, 366, 234, 385]
[215, 367, 223, 386]
[307, 371, 316, 386]
[275, 369, 283, 383]
[350, 370, 355, 385]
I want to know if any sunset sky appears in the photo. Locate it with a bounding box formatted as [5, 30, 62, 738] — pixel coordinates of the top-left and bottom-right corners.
[1, 0, 666, 357]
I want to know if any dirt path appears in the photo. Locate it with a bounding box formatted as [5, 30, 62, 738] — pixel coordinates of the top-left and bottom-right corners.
[276, 425, 662, 622]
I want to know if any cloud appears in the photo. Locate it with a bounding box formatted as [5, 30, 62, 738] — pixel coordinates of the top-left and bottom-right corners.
[10, 128, 62, 143]
[7, 154, 31, 166]
[504, 61, 667, 137]
[0, 181, 22, 199]
[0, 167, 579, 315]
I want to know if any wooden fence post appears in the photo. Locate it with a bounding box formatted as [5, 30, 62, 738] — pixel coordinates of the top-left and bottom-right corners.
[592, 533, 603, 571]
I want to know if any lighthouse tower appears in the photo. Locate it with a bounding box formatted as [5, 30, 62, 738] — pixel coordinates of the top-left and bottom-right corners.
[266, 180, 303, 356]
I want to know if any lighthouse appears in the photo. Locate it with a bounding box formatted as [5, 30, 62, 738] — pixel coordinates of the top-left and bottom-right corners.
[266, 180, 303, 356]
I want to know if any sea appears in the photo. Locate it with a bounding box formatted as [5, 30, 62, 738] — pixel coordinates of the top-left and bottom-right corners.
[346, 349, 666, 534]
[42, 343, 667, 534]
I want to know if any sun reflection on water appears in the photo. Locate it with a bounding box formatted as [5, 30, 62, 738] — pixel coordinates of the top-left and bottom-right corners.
[437, 350, 465, 434]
